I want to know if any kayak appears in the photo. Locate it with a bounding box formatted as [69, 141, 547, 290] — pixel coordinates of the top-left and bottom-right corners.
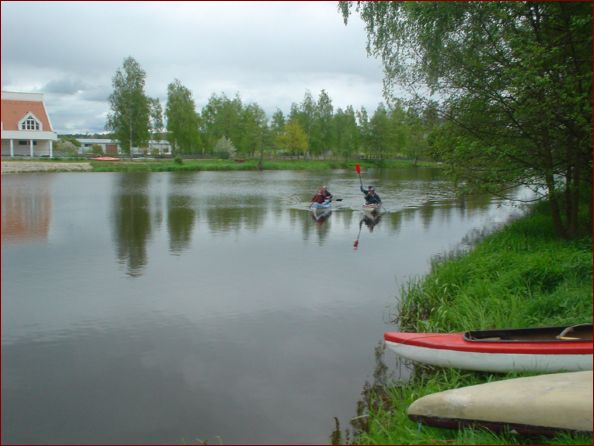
[407, 370, 593, 435]
[310, 201, 332, 210]
[91, 156, 120, 161]
[384, 324, 593, 373]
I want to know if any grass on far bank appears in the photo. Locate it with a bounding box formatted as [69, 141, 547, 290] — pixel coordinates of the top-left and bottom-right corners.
[87, 158, 438, 172]
[343, 201, 592, 445]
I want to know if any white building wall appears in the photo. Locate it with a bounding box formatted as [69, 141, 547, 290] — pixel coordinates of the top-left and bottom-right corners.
[1, 139, 52, 156]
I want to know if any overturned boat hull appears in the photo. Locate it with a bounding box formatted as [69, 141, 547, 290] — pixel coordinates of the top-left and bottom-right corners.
[407, 371, 593, 435]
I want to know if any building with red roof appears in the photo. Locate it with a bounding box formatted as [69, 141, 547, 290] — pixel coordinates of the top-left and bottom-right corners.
[1, 91, 58, 157]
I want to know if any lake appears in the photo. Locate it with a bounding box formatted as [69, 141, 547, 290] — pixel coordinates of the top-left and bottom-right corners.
[1, 168, 527, 444]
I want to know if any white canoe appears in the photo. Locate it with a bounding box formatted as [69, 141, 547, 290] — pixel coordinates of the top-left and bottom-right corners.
[407, 371, 593, 435]
[384, 326, 593, 373]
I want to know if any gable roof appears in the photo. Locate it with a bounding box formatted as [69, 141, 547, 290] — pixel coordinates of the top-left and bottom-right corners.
[1, 92, 54, 132]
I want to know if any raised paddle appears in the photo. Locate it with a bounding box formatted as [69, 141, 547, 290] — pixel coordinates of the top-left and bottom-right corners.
[355, 163, 363, 189]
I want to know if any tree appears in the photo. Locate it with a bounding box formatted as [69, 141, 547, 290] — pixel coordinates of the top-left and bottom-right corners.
[277, 119, 309, 158]
[106, 56, 151, 155]
[356, 107, 374, 158]
[369, 103, 390, 159]
[334, 105, 359, 160]
[214, 136, 237, 160]
[238, 103, 268, 157]
[341, 2, 592, 238]
[149, 98, 165, 141]
[316, 89, 335, 156]
[54, 138, 79, 157]
[270, 109, 286, 157]
[290, 91, 318, 156]
[166, 79, 201, 155]
[389, 102, 410, 159]
[200, 93, 243, 152]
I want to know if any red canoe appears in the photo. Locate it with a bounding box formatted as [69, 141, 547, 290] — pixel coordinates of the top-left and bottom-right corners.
[384, 324, 593, 373]
[91, 156, 120, 161]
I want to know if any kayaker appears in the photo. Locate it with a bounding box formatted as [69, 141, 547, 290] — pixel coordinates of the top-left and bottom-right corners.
[361, 185, 381, 205]
[311, 185, 333, 204]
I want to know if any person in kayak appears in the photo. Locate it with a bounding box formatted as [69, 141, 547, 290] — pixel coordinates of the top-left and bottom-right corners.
[311, 185, 333, 204]
[361, 185, 381, 204]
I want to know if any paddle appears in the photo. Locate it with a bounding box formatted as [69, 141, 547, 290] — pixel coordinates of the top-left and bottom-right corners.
[355, 163, 363, 189]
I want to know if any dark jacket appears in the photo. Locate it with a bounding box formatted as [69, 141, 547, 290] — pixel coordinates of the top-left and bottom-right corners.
[361, 186, 381, 204]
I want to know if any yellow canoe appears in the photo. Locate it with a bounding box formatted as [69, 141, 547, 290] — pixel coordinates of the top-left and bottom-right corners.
[407, 371, 593, 435]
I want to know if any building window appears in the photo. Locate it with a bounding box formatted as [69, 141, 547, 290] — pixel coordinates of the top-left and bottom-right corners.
[20, 116, 40, 131]
[18, 140, 37, 146]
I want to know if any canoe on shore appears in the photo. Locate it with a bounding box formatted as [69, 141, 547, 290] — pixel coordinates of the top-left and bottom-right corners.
[407, 370, 593, 436]
[384, 324, 593, 373]
[92, 156, 120, 161]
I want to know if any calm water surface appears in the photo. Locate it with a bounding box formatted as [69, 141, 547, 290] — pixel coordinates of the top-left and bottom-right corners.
[2, 169, 527, 444]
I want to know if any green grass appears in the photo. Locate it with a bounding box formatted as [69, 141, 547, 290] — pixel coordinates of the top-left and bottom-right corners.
[345, 201, 592, 445]
[88, 158, 438, 172]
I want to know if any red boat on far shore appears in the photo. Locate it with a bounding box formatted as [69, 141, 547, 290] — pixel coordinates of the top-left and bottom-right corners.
[91, 156, 120, 161]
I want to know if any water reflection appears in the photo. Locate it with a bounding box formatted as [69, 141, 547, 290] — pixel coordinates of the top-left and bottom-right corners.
[2, 169, 532, 444]
[360, 213, 382, 232]
[205, 204, 266, 235]
[310, 208, 332, 224]
[104, 169, 502, 277]
[112, 173, 152, 277]
[1, 175, 52, 242]
[167, 173, 197, 255]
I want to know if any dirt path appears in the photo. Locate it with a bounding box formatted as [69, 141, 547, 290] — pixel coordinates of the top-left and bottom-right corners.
[1, 161, 92, 174]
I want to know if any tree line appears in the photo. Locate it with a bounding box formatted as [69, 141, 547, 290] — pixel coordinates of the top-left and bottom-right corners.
[105, 56, 440, 161]
[340, 1, 591, 239]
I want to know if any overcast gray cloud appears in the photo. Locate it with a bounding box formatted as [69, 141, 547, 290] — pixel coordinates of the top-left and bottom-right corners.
[1, 1, 385, 134]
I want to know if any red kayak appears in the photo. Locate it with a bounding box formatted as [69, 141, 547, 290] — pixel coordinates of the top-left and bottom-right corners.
[91, 156, 120, 161]
[384, 324, 593, 373]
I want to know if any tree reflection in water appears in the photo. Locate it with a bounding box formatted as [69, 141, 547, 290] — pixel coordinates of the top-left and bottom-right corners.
[112, 173, 152, 277]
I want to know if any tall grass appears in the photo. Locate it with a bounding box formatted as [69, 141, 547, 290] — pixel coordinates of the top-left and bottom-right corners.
[346, 201, 592, 445]
[397, 201, 592, 333]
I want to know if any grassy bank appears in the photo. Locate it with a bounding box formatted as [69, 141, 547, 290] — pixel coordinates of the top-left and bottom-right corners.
[88, 158, 438, 172]
[346, 201, 592, 445]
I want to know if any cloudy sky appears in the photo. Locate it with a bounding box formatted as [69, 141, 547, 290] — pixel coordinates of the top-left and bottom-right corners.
[1, 1, 386, 134]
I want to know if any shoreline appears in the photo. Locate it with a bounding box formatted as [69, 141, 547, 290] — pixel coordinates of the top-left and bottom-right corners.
[1, 158, 440, 174]
[1, 161, 92, 174]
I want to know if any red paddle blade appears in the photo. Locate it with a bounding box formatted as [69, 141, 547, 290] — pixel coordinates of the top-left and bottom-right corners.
[355, 163, 361, 174]
[353, 240, 359, 248]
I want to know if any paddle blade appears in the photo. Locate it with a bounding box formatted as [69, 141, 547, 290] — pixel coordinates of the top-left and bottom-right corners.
[355, 163, 361, 174]
[353, 240, 359, 248]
